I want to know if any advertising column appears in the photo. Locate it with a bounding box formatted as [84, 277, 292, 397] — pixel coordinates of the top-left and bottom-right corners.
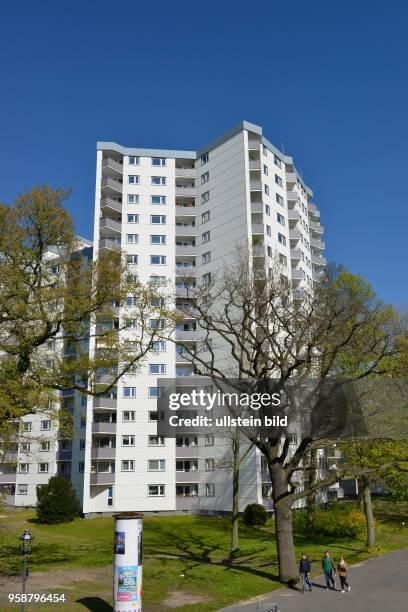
[113, 512, 143, 612]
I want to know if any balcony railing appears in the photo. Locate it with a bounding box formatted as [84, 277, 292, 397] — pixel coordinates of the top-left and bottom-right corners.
[102, 157, 123, 175]
[92, 422, 117, 434]
[175, 186, 196, 197]
[251, 223, 264, 234]
[249, 160, 261, 170]
[309, 220, 324, 234]
[251, 201, 263, 213]
[290, 249, 302, 261]
[311, 254, 327, 266]
[91, 447, 116, 460]
[250, 180, 262, 191]
[100, 217, 122, 234]
[175, 168, 196, 178]
[175, 225, 197, 236]
[176, 267, 197, 277]
[310, 238, 325, 250]
[101, 177, 123, 193]
[90, 472, 115, 485]
[100, 197, 122, 214]
[99, 238, 121, 251]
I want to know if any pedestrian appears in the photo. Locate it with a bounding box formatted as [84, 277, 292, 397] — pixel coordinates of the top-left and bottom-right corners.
[299, 553, 312, 593]
[337, 557, 350, 593]
[321, 551, 336, 590]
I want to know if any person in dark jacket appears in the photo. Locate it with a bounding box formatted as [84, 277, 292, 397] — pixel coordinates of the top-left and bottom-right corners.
[299, 554, 312, 592]
[322, 551, 336, 589]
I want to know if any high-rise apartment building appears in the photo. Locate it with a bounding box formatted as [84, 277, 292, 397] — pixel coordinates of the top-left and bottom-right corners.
[1, 121, 329, 514]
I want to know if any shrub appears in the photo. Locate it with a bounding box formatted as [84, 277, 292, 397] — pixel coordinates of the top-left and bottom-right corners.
[243, 503, 268, 527]
[293, 502, 366, 539]
[36, 476, 81, 524]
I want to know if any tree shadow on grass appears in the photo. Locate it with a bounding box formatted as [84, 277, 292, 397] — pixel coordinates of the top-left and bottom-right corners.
[76, 597, 113, 611]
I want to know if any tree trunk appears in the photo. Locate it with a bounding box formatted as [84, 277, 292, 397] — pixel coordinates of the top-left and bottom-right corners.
[357, 477, 364, 512]
[362, 476, 375, 547]
[306, 448, 318, 531]
[270, 464, 298, 583]
[230, 433, 240, 558]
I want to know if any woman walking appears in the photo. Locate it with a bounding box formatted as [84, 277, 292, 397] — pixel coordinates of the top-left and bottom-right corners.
[337, 557, 351, 593]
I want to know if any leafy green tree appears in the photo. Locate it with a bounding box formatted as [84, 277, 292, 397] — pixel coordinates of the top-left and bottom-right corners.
[36, 476, 81, 524]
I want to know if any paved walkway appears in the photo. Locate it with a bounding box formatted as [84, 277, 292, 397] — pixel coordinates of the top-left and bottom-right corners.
[218, 547, 408, 612]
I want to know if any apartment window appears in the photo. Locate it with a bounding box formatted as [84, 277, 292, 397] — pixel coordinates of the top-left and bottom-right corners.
[123, 411, 135, 422]
[150, 234, 166, 245]
[23, 422, 32, 432]
[127, 254, 139, 264]
[202, 231, 210, 244]
[41, 420, 51, 431]
[278, 233, 286, 246]
[151, 157, 166, 166]
[201, 152, 209, 165]
[148, 435, 165, 446]
[152, 340, 166, 352]
[128, 175, 140, 184]
[20, 443, 30, 452]
[121, 460, 135, 472]
[127, 194, 139, 204]
[149, 318, 165, 329]
[150, 255, 166, 265]
[148, 484, 165, 496]
[108, 486, 113, 507]
[274, 155, 282, 168]
[127, 214, 139, 223]
[129, 156, 140, 165]
[78, 461, 85, 473]
[122, 435, 135, 447]
[79, 439, 85, 450]
[126, 234, 139, 244]
[123, 387, 137, 398]
[201, 190, 210, 204]
[266, 225, 272, 237]
[263, 144, 268, 156]
[149, 275, 166, 286]
[277, 213, 285, 226]
[126, 296, 137, 307]
[265, 204, 271, 216]
[151, 195, 166, 205]
[276, 193, 284, 206]
[205, 433, 214, 446]
[148, 459, 165, 471]
[275, 174, 283, 187]
[201, 171, 209, 184]
[202, 251, 211, 264]
[279, 253, 288, 267]
[202, 272, 211, 285]
[148, 387, 165, 398]
[263, 164, 268, 175]
[38, 463, 49, 473]
[201, 211, 210, 224]
[205, 458, 215, 471]
[267, 245, 272, 257]
[262, 483, 273, 498]
[40, 441, 50, 452]
[17, 484, 28, 495]
[149, 364, 166, 374]
[151, 176, 166, 185]
[19, 463, 29, 473]
[264, 184, 270, 196]
[151, 215, 166, 224]
[149, 410, 164, 422]
[206, 483, 215, 497]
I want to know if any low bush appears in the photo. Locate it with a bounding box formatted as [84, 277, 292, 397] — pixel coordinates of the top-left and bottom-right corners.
[243, 503, 268, 527]
[293, 501, 366, 538]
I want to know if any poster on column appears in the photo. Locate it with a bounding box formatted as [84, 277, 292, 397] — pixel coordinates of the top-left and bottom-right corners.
[116, 565, 141, 602]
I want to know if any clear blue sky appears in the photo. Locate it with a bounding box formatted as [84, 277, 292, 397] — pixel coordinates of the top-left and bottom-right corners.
[1, 1, 407, 306]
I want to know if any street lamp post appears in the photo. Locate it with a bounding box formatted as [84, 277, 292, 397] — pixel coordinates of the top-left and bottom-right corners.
[19, 529, 34, 612]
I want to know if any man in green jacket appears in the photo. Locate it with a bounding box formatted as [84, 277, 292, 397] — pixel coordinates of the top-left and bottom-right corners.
[322, 551, 336, 590]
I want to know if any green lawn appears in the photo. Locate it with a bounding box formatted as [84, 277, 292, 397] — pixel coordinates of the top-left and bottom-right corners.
[1, 500, 408, 611]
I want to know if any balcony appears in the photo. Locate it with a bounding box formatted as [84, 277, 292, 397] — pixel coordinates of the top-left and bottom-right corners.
[248, 138, 260, 149]
[175, 286, 196, 298]
[101, 177, 123, 195]
[311, 254, 327, 266]
[290, 249, 302, 261]
[100, 197, 122, 214]
[176, 267, 197, 278]
[175, 225, 197, 236]
[92, 422, 117, 434]
[91, 447, 116, 460]
[175, 185, 196, 197]
[250, 180, 262, 191]
[176, 245, 196, 256]
[175, 167, 196, 178]
[310, 238, 325, 250]
[308, 203, 320, 217]
[291, 269, 304, 281]
[309, 221, 324, 234]
[93, 397, 117, 409]
[176, 446, 200, 457]
[289, 229, 301, 240]
[99, 238, 121, 251]
[249, 160, 261, 171]
[176, 496, 200, 511]
[0, 473, 16, 484]
[56, 450, 72, 461]
[90, 472, 115, 485]
[252, 245, 265, 257]
[251, 201, 263, 213]
[313, 270, 325, 283]
[102, 157, 123, 176]
[176, 329, 199, 342]
[99, 217, 122, 235]
[287, 191, 299, 202]
[176, 471, 200, 483]
[251, 223, 264, 234]
[176, 203, 196, 215]
[286, 172, 297, 184]
[288, 210, 301, 221]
